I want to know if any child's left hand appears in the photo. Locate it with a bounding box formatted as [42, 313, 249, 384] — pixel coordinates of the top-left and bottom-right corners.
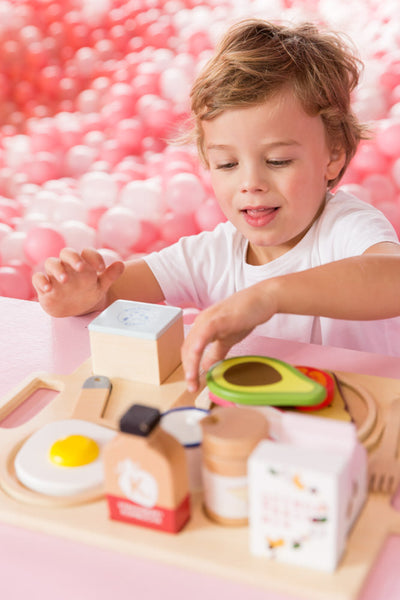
[181, 283, 277, 392]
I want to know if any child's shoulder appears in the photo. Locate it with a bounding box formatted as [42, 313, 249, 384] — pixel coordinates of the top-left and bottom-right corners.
[322, 188, 388, 222]
[327, 187, 375, 210]
[316, 187, 398, 255]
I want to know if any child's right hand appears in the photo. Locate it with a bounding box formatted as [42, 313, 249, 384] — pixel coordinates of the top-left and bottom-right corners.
[32, 247, 125, 317]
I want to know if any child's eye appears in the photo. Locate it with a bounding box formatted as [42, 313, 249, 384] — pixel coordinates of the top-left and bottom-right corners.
[267, 159, 293, 167]
[215, 162, 237, 170]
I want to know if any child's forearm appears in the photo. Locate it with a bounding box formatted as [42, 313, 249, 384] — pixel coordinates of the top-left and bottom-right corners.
[182, 252, 400, 392]
[272, 254, 400, 321]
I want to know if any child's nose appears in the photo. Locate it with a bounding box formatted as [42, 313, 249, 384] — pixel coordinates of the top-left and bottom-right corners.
[240, 164, 268, 194]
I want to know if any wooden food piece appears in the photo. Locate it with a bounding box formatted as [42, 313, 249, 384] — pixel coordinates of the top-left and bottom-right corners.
[369, 396, 400, 494]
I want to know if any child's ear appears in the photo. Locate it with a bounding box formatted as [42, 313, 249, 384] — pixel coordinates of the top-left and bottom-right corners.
[326, 148, 346, 181]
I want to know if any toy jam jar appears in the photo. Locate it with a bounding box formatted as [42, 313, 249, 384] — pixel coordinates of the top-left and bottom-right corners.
[103, 404, 190, 533]
[200, 406, 269, 526]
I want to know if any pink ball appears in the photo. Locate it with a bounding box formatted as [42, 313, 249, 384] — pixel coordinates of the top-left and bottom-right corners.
[0, 266, 33, 300]
[0, 231, 27, 263]
[160, 212, 199, 244]
[0, 223, 13, 246]
[83, 130, 106, 151]
[28, 118, 60, 153]
[87, 206, 107, 229]
[195, 198, 226, 230]
[76, 89, 100, 113]
[58, 221, 96, 252]
[350, 141, 389, 175]
[79, 171, 119, 208]
[120, 179, 165, 220]
[114, 118, 144, 153]
[391, 157, 400, 189]
[22, 152, 60, 185]
[74, 46, 100, 79]
[0, 198, 22, 226]
[131, 220, 160, 253]
[375, 120, 400, 157]
[361, 174, 396, 206]
[97, 248, 123, 267]
[97, 206, 141, 255]
[65, 144, 97, 177]
[52, 194, 88, 224]
[137, 94, 173, 136]
[24, 226, 66, 263]
[55, 114, 82, 148]
[163, 160, 195, 179]
[164, 172, 206, 214]
[160, 67, 191, 103]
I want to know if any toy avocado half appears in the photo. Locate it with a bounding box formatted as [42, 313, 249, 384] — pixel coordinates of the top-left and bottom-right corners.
[206, 356, 326, 407]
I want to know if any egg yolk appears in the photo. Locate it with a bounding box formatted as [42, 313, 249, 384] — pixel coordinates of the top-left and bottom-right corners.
[49, 434, 99, 467]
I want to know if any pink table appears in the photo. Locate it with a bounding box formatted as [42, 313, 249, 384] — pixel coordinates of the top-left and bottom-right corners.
[0, 296, 399, 600]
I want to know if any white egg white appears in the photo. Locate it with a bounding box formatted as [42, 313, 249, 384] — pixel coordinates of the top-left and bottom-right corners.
[14, 419, 116, 497]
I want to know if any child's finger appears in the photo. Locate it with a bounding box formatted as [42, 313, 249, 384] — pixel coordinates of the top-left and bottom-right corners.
[81, 248, 107, 273]
[58, 247, 85, 271]
[98, 260, 125, 291]
[182, 321, 213, 392]
[42, 256, 70, 283]
[201, 340, 231, 373]
[32, 272, 52, 294]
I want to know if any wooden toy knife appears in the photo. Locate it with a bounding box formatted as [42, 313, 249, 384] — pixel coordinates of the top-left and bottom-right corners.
[71, 375, 112, 423]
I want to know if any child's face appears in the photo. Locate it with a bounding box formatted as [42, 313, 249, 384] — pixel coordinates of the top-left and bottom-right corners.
[203, 90, 345, 264]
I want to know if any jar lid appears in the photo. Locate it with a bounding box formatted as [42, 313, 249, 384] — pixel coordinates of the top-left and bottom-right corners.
[119, 404, 160, 436]
[200, 406, 268, 458]
[160, 407, 209, 448]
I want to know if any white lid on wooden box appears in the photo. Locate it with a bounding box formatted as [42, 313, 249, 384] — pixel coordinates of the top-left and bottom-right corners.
[88, 300, 183, 340]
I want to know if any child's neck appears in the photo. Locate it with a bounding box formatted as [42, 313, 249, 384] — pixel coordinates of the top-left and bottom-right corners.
[246, 243, 293, 266]
[246, 193, 329, 266]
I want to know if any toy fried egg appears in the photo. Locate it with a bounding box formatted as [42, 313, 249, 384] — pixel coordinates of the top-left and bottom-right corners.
[14, 419, 116, 497]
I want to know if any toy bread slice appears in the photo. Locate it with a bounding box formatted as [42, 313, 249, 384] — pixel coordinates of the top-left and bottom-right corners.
[206, 356, 325, 407]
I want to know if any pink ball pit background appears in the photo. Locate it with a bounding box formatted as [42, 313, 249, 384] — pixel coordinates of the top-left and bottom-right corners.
[0, 0, 399, 299]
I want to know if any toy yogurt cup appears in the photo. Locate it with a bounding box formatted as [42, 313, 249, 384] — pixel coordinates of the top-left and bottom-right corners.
[160, 407, 209, 492]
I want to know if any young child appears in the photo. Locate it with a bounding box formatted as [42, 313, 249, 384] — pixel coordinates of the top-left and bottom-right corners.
[33, 19, 400, 393]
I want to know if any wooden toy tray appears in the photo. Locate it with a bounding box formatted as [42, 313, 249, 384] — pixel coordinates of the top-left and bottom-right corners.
[0, 359, 400, 600]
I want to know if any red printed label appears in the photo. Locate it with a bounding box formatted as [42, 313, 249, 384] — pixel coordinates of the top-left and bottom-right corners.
[106, 493, 191, 533]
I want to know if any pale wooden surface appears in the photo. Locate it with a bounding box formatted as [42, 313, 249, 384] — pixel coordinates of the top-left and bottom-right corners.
[1, 297, 400, 600]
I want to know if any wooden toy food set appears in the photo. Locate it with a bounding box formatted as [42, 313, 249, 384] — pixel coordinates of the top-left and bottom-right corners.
[0, 300, 400, 599]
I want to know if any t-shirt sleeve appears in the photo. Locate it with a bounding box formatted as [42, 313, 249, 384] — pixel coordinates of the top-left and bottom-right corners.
[143, 222, 236, 308]
[317, 191, 399, 261]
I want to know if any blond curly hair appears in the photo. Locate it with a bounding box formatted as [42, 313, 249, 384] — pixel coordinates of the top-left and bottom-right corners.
[189, 19, 367, 188]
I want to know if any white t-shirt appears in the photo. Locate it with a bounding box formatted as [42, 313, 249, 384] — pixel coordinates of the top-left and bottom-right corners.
[144, 190, 400, 356]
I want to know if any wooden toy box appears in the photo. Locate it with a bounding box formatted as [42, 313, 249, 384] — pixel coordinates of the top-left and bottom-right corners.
[88, 300, 184, 385]
[248, 414, 367, 571]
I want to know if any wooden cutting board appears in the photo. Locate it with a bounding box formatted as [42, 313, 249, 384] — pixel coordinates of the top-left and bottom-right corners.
[0, 361, 400, 600]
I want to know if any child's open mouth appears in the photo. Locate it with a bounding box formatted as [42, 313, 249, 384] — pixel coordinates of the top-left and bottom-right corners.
[242, 206, 279, 227]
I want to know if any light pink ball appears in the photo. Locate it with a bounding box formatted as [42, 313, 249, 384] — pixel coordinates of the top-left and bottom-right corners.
[375, 120, 400, 157]
[160, 212, 199, 244]
[0, 266, 33, 300]
[351, 141, 389, 175]
[361, 174, 397, 205]
[120, 179, 165, 220]
[195, 198, 226, 230]
[391, 158, 400, 189]
[97, 206, 141, 255]
[164, 172, 206, 214]
[23, 226, 66, 263]
[79, 171, 119, 208]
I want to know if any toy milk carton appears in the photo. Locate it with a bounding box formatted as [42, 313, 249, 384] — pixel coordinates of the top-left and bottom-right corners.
[248, 412, 367, 572]
[103, 404, 190, 533]
[88, 300, 183, 384]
